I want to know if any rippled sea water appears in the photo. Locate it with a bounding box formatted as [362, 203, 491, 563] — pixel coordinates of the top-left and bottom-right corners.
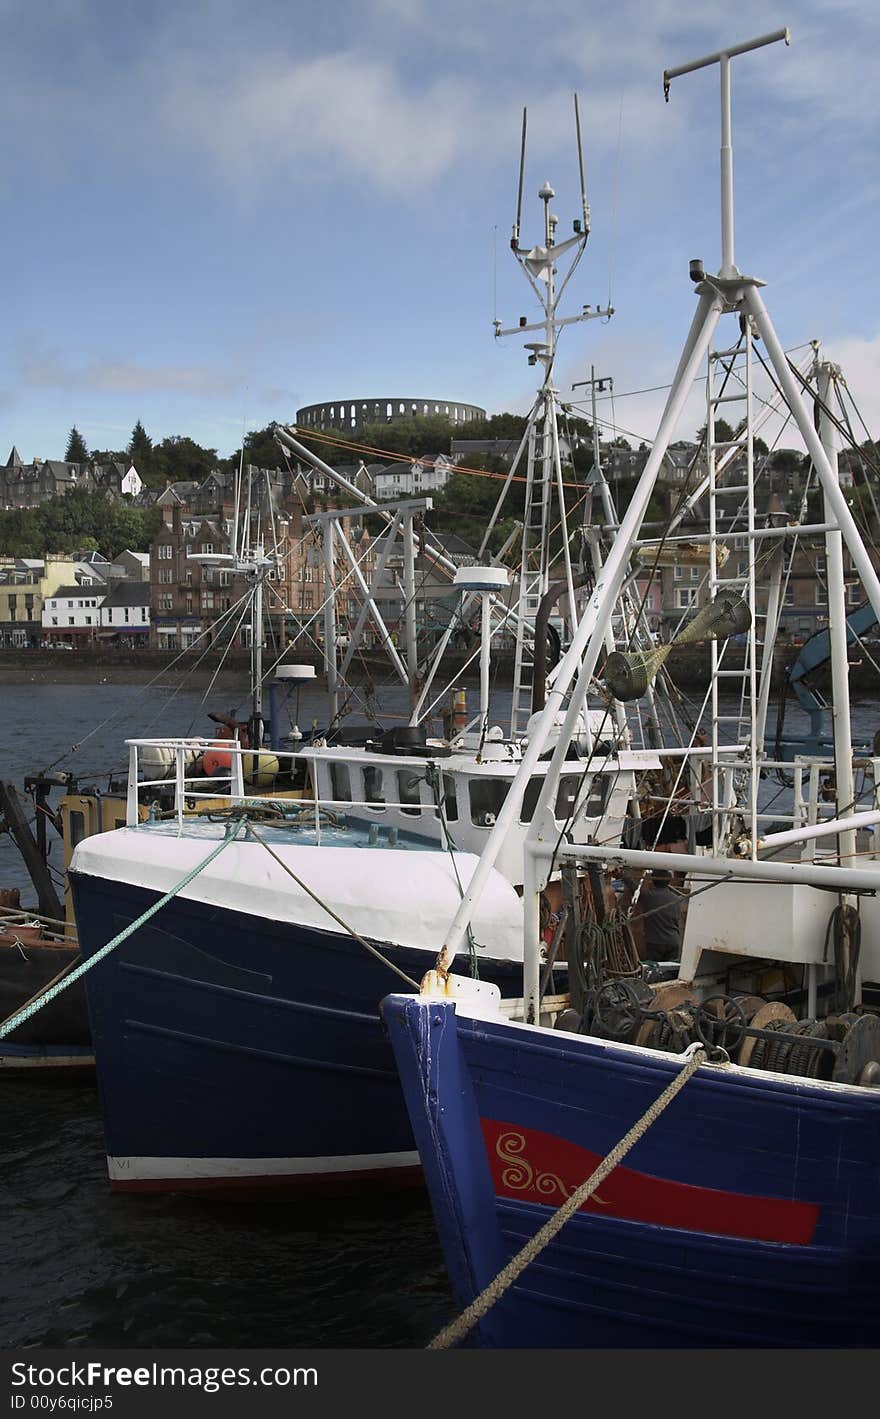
[2, 680, 878, 1349]
[0, 682, 454, 1349]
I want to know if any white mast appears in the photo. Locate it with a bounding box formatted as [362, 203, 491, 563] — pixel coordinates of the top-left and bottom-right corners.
[816, 357, 857, 869]
[437, 26, 880, 1019]
[494, 98, 612, 735]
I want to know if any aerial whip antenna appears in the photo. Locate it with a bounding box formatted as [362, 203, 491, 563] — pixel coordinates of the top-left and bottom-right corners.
[512, 107, 527, 250]
[573, 93, 590, 236]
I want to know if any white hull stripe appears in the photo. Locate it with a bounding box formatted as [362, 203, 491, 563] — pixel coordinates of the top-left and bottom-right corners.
[107, 1150, 420, 1181]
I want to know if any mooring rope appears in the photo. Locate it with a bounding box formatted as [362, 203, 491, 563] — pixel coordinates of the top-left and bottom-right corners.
[0, 819, 244, 1041]
[427, 1041, 710, 1350]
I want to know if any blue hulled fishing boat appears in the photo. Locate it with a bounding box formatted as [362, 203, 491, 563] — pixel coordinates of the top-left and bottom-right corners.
[382, 30, 880, 1348]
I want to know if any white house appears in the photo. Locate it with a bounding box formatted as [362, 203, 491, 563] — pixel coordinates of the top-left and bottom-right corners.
[100, 582, 150, 643]
[372, 454, 454, 501]
[121, 464, 143, 496]
[42, 584, 106, 642]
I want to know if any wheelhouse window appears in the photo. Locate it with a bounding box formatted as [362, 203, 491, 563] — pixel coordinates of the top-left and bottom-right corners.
[519, 775, 543, 823]
[519, 772, 610, 823]
[397, 769, 422, 816]
[438, 771, 457, 823]
[329, 761, 352, 803]
[555, 773, 610, 822]
[363, 764, 385, 811]
[469, 777, 510, 827]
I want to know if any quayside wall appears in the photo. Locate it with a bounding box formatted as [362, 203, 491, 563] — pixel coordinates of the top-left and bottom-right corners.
[0, 647, 877, 696]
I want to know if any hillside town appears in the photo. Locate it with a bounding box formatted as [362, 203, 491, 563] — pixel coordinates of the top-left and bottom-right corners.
[0, 406, 874, 658]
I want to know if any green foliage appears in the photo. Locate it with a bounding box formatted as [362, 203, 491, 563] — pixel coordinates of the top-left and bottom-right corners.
[89, 447, 127, 464]
[128, 419, 154, 482]
[152, 435, 218, 486]
[0, 488, 162, 558]
[362, 414, 455, 459]
[455, 413, 529, 441]
[770, 448, 804, 474]
[430, 457, 521, 554]
[286, 413, 463, 468]
[695, 418, 734, 447]
[0, 506, 41, 557]
[64, 426, 89, 463]
[220, 425, 288, 475]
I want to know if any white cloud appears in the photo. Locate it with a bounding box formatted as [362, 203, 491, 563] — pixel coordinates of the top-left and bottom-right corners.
[155, 51, 477, 195]
[2, 0, 876, 203]
[17, 349, 239, 398]
[819, 332, 880, 442]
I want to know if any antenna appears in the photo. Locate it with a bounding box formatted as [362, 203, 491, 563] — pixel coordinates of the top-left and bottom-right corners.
[233, 390, 248, 562]
[512, 107, 527, 251]
[492, 92, 613, 735]
[663, 28, 790, 278]
[573, 93, 590, 236]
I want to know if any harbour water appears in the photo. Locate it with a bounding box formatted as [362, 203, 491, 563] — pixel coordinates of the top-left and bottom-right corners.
[0, 681, 455, 1349]
[2, 679, 877, 1348]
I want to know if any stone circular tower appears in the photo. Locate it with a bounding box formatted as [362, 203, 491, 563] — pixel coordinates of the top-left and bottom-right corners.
[296, 397, 486, 433]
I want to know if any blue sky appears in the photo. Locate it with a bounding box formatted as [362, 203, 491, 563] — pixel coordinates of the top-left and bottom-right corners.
[1, 0, 877, 464]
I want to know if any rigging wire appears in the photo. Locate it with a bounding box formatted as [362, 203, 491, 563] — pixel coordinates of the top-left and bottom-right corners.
[40, 583, 255, 774]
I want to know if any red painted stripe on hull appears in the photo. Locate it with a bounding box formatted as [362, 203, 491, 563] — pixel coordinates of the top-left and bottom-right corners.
[481, 1119, 819, 1245]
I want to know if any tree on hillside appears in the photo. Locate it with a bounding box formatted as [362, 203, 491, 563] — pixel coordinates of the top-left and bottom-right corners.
[695, 419, 734, 447]
[770, 449, 803, 474]
[255, 413, 461, 473]
[128, 420, 154, 481]
[89, 446, 127, 465]
[430, 457, 521, 554]
[456, 413, 530, 441]
[0, 507, 41, 557]
[152, 435, 218, 485]
[0, 489, 161, 558]
[64, 426, 89, 463]
[220, 425, 287, 476]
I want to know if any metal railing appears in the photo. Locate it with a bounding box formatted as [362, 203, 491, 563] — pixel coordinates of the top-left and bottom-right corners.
[123, 737, 441, 843]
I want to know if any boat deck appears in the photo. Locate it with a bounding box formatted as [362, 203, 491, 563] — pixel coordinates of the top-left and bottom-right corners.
[133, 814, 442, 853]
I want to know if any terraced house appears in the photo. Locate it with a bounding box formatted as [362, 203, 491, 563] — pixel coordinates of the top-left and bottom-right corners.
[0, 555, 78, 648]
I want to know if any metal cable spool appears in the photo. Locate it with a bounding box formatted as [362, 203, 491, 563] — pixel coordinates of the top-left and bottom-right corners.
[832, 1014, 880, 1086]
[634, 983, 696, 1047]
[737, 1002, 796, 1068]
[731, 993, 767, 1023]
[805, 1022, 831, 1079]
[762, 1019, 798, 1074]
[782, 1019, 821, 1079]
[750, 1018, 791, 1072]
[793, 1021, 830, 1080]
